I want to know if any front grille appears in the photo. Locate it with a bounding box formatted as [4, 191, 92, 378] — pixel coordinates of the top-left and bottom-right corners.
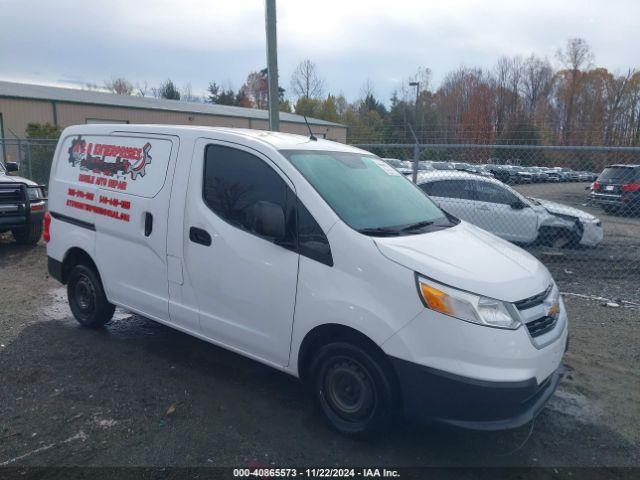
[526, 315, 558, 338]
[514, 285, 552, 310]
[0, 183, 25, 205]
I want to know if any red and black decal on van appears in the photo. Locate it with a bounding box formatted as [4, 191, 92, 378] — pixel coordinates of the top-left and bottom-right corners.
[67, 136, 152, 181]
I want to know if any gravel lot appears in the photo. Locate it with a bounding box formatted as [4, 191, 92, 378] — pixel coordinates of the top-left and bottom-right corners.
[515, 182, 640, 304]
[0, 182, 638, 475]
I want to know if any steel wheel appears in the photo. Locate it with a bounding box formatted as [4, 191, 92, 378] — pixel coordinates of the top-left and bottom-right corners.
[323, 357, 376, 421]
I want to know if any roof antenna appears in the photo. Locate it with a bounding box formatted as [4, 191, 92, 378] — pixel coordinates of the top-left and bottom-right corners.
[303, 116, 317, 141]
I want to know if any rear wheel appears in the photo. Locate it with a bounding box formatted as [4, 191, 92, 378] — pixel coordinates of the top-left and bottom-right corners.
[602, 205, 619, 215]
[309, 342, 398, 438]
[12, 222, 43, 245]
[67, 264, 115, 328]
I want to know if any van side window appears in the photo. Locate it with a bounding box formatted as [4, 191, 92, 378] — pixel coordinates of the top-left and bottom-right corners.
[203, 145, 289, 239]
[297, 199, 333, 267]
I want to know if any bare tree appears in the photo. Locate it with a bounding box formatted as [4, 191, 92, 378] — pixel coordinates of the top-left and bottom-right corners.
[556, 38, 594, 143]
[557, 38, 594, 73]
[603, 68, 636, 145]
[359, 78, 376, 100]
[290, 59, 325, 99]
[396, 67, 432, 102]
[180, 82, 202, 102]
[521, 55, 554, 120]
[438, 66, 492, 141]
[491, 56, 523, 136]
[104, 77, 134, 95]
[136, 81, 149, 97]
[83, 82, 102, 91]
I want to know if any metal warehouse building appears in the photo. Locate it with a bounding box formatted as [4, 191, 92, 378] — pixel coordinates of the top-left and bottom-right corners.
[0, 80, 347, 145]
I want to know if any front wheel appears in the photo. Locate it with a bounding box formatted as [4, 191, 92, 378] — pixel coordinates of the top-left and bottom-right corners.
[12, 222, 43, 245]
[67, 264, 115, 328]
[309, 342, 398, 438]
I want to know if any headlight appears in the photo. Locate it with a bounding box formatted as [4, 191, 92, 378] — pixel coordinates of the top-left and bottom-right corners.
[417, 276, 521, 329]
[27, 187, 44, 201]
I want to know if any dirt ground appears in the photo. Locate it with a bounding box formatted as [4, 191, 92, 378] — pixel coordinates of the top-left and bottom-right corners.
[0, 182, 638, 476]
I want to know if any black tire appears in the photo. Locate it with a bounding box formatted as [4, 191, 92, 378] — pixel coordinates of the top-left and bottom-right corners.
[67, 264, 115, 328]
[602, 205, 619, 215]
[12, 222, 43, 245]
[309, 341, 398, 438]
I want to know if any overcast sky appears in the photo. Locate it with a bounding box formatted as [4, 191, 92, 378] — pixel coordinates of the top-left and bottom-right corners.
[1, 0, 639, 104]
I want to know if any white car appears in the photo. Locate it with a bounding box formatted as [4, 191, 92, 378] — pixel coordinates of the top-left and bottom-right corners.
[46, 125, 567, 436]
[381, 158, 413, 175]
[417, 171, 603, 247]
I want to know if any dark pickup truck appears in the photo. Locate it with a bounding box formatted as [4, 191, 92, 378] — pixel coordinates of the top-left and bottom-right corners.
[590, 164, 640, 215]
[0, 161, 47, 244]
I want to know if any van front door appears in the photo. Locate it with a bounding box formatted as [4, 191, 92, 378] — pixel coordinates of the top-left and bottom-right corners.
[182, 140, 299, 366]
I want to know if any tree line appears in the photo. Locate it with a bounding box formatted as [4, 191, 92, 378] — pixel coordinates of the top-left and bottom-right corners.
[97, 38, 639, 146]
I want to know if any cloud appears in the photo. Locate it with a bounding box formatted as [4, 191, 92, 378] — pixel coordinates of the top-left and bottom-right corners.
[0, 0, 638, 103]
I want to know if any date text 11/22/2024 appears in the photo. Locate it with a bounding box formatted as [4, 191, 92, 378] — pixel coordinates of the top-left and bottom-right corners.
[233, 468, 400, 478]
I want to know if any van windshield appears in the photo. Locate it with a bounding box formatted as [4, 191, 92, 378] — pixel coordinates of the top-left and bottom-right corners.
[281, 150, 453, 236]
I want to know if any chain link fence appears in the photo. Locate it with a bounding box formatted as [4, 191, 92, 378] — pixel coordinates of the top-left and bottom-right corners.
[1, 136, 638, 303]
[351, 141, 640, 304]
[1, 138, 58, 186]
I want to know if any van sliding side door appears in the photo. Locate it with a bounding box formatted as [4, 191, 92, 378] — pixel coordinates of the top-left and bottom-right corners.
[93, 134, 177, 322]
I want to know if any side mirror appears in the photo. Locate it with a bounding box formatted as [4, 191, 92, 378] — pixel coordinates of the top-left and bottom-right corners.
[6, 162, 19, 173]
[510, 200, 526, 210]
[249, 201, 286, 239]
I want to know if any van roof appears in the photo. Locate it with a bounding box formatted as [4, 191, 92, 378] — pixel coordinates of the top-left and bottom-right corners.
[60, 124, 367, 154]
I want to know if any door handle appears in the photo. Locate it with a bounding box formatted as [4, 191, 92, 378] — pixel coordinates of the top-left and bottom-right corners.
[144, 212, 153, 237]
[477, 205, 490, 211]
[189, 226, 212, 246]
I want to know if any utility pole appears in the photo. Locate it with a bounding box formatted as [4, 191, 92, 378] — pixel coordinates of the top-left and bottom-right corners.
[265, 0, 280, 131]
[409, 81, 420, 183]
[408, 123, 419, 184]
[409, 81, 420, 129]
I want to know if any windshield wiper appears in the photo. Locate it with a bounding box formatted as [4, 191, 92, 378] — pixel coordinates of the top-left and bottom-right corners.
[357, 227, 401, 237]
[399, 220, 434, 232]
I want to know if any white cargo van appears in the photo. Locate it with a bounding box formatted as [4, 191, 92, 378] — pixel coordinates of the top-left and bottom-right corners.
[46, 125, 567, 436]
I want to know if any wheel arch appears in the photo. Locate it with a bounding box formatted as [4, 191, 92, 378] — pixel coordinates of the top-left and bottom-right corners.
[297, 323, 393, 385]
[61, 247, 100, 284]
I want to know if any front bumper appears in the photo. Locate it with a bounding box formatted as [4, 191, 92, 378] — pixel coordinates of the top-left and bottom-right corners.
[382, 297, 568, 429]
[580, 221, 604, 247]
[0, 209, 44, 229]
[391, 357, 566, 430]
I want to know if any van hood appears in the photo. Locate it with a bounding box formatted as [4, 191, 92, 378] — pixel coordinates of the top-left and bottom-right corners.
[373, 221, 552, 303]
[0, 173, 38, 187]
